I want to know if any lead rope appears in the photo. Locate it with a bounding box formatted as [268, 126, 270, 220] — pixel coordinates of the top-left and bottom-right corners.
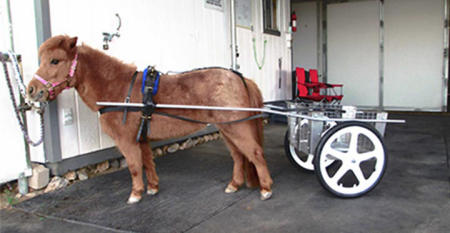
[7, 51, 27, 97]
[0, 52, 44, 147]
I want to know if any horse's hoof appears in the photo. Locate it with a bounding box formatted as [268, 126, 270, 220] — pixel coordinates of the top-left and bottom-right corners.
[260, 190, 272, 201]
[127, 195, 142, 204]
[147, 188, 159, 195]
[225, 184, 238, 193]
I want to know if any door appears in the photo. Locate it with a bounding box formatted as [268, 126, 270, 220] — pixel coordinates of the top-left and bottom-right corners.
[327, 0, 380, 106]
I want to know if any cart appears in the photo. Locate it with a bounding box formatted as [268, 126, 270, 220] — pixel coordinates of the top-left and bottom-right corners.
[97, 100, 404, 198]
[283, 101, 394, 197]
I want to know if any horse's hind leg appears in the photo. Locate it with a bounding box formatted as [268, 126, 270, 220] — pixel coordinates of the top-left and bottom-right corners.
[218, 123, 273, 200]
[221, 132, 259, 193]
[116, 140, 145, 204]
[221, 132, 245, 193]
[140, 142, 159, 195]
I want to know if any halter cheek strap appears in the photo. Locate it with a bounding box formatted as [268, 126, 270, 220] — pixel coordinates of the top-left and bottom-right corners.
[33, 53, 78, 98]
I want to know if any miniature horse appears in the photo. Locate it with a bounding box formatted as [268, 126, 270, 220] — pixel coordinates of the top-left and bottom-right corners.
[27, 35, 273, 203]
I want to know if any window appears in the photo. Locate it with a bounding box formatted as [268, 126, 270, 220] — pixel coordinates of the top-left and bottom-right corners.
[262, 0, 280, 36]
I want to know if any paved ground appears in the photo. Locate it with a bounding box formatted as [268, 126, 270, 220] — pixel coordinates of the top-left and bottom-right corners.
[1, 114, 449, 233]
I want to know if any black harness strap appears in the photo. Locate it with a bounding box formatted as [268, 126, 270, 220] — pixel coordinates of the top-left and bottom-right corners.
[136, 66, 159, 142]
[99, 106, 142, 114]
[122, 71, 139, 124]
[155, 111, 268, 125]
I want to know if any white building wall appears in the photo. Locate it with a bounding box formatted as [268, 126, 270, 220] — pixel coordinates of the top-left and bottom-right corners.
[236, 0, 292, 101]
[0, 0, 42, 183]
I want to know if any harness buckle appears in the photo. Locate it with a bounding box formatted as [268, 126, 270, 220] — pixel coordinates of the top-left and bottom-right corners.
[141, 115, 152, 120]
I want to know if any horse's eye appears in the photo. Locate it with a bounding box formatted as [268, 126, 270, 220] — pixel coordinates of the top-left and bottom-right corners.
[50, 59, 59, 65]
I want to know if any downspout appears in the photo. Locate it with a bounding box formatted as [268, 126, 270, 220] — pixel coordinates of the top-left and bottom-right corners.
[6, 0, 14, 51]
[443, 0, 449, 111]
[230, 0, 238, 70]
[34, 0, 63, 167]
[379, 0, 385, 109]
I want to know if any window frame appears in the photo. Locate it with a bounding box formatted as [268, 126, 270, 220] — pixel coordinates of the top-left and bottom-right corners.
[262, 0, 281, 36]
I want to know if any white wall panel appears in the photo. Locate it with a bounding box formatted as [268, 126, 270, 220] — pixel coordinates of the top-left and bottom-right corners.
[0, 0, 44, 178]
[57, 90, 80, 159]
[75, 94, 100, 154]
[0, 62, 31, 183]
[327, 1, 380, 106]
[384, 0, 444, 110]
[292, 1, 318, 70]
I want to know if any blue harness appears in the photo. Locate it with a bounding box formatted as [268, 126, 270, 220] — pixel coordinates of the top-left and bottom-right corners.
[142, 66, 160, 95]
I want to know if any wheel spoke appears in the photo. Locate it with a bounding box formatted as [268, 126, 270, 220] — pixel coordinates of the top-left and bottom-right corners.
[349, 132, 359, 154]
[358, 151, 377, 162]
[322, 146, 347, 161]
[352, 166, 366, 183]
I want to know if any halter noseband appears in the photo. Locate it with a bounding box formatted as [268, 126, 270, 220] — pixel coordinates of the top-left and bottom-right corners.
[33, 53, 78, 99]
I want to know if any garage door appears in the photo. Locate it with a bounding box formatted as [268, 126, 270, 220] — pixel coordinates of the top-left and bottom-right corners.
[327, 0, 380, 106]
[384, 0, 444, 110]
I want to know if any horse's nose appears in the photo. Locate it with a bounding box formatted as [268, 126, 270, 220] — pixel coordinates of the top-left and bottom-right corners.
[27, 84, 44, 100]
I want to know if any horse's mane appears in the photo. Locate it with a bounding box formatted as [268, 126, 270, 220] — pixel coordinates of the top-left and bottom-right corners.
[78, 43, 137, 76]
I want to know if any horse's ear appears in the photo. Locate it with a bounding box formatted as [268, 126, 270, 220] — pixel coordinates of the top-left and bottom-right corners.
[68, 37, 78, 49]
[63, 36, 78, 52]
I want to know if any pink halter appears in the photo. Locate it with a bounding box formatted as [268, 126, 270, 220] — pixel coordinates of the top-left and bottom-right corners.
[33, 53, 78, 99]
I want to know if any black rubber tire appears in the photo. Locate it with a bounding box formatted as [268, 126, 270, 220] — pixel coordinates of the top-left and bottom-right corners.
[313, 121, 387, 198]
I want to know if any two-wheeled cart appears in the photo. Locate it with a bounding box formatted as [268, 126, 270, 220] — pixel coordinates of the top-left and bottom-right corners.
[281, 101, 401, 197]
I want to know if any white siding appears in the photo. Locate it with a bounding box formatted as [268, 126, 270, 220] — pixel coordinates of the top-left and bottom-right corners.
[236, 0, 292, 101]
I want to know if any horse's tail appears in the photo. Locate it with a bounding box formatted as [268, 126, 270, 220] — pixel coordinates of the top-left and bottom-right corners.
[244, 78, 264, 188]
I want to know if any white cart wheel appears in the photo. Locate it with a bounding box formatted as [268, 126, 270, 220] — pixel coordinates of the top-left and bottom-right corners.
[314, 122, 387, 198]
[284, 120, 334, 171]
[284, 130, 315, 171]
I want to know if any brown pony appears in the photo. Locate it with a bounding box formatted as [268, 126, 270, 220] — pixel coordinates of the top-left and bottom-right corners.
[27, 35, 273, 204]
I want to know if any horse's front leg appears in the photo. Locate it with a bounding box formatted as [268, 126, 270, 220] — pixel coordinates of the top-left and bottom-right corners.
[116, 139, 145, 204]
[140, 142, 159, 195]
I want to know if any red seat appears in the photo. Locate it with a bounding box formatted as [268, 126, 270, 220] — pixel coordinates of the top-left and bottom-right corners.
[295, 67, 343, 103]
